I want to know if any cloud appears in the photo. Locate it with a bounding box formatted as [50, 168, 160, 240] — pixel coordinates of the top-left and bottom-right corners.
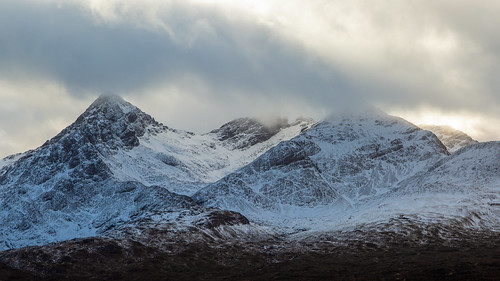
[0, 78, 93, 157]
[0, 0, 499, 156]
[0, 0, 352, 101]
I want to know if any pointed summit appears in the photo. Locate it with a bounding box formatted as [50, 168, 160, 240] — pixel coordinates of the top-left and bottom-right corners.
[0, 95, 206, 251]
[93, 93, 126, 104]
[79, 94, 139, 122]
[85, 94, 129, 113]
[48, 95, 165, 150]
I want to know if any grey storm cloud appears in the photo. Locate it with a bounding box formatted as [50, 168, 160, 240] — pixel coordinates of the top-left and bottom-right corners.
[0, 0, 355, 105]
[1, 0, 499, 111]
[0, 0, 500, 157]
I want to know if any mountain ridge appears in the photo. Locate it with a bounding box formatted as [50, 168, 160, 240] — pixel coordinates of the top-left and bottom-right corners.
[0, 95, 310, 250]
[1, 95, 498, 254]
[193, 111, 450, 220]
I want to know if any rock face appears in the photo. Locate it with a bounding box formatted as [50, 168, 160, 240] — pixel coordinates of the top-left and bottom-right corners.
[210, 117, 290, 150]
[0, 95, 158, 188]
[420, 125, 478, 153]
[194, 111, 450, 216]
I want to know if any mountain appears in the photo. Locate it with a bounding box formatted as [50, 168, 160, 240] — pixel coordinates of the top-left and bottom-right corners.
[420, 124, 478, 153]
[210, 116, 293, 149]
[1, 100, 499, 280]
[193, 110, 450, 219]
[1, 95, 308, 250]
[193, 111, 500, 238]
[0, 96, 196, 249]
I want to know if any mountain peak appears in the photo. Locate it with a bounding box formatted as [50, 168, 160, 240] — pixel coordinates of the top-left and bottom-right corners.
[44, 95, 166, 151]
[210, 117, 290, 150]
[90, 94, 128, 107]
[82, 94, 137, 120]
[78, 95, 159, 127]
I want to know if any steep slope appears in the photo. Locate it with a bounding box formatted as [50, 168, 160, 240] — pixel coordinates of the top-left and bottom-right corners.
[107, 116, 314, 195]
[0, 153, 24, 171]
[194, 110, 449, 218]
[420, 124, 478, 153]
[292, 141, 500, 234]
[0, 96, 206, 250]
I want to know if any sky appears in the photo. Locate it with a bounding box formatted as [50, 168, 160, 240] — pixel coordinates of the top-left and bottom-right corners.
[1, 0, 499, 157]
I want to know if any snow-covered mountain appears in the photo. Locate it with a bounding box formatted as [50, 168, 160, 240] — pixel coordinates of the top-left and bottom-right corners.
[193, 110, 450, 218]
[194, 111, 499, 235]
[0, 95, 311, 250]
[368, 141, 500, 232]
[1, 98, 499, 280]
[0, 95, 312, 196]
[0, 96, 197, 249]
[420, 124, 478, 153]
[1, 95, 499, 256]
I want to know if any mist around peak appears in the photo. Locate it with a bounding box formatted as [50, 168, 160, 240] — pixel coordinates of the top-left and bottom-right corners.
[254, 116, 290, 131]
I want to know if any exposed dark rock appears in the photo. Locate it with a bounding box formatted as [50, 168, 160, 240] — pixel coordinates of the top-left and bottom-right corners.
[210, 117, 289, 150]
[197, 210, 250, 228]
